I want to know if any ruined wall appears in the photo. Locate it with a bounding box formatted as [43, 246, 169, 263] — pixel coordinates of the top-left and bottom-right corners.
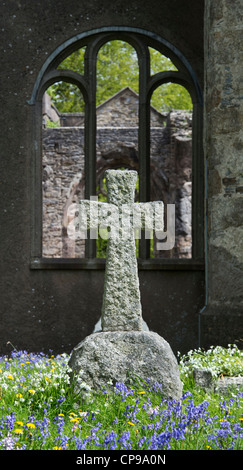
[201, 0, 243, 348]
[0, 0, 204, 356]
[42, 110, 192, 259]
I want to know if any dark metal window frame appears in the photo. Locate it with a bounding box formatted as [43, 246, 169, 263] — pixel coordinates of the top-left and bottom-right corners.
[29, 27, 204, 271]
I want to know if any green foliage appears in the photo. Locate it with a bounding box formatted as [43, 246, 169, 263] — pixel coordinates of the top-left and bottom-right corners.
[149, 47, 192, 112]
[0, 346, 243, 450]
[45, 119, 60, 128]
[179, 344, 243, 386]
[47, 41, 192, 114]
[96, 41, 139, 106]
[151, 83, 192, 113]
[49, 47, 86, 113]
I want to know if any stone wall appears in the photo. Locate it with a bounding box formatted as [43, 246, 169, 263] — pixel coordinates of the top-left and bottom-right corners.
[42, 110, 192, 259]
[0, 0, 206, 356]
[58, 87, 167, 128]
[200, 0, 243, 348]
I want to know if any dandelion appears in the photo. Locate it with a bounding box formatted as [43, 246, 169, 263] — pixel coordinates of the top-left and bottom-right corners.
[7, 375, 14, 380]
[128, 421, 135, 426]
[53, 446, 62, 450]
[26, 423, 36, 429]
[16, 393, 23, 398]
[28, 389, 35, 394]
[16, 421, 24, 426]
[14, 428, 23, 434]
[70, 417, 80, 423]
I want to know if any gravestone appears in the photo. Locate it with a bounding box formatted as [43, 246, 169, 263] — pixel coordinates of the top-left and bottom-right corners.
[68, 170, 183, 400]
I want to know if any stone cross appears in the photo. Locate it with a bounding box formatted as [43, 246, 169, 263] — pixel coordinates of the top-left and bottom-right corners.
[78, 169, 164, 331]
[69, 170, 183, 400]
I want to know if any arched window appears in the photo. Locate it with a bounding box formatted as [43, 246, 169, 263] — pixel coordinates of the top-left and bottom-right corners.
[29, 27, 203, 270]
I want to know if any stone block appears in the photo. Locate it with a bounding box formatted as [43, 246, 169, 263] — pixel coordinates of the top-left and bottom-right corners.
[69, 331, 183, 400]
[193, 368, 243, 395]
[193, 368, 214, 391]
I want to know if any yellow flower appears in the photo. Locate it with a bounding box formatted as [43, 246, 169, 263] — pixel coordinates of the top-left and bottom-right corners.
[16, 421, 24, 426]
[128, 421, 135, 426]
[69, 412, 76, 416]
[53, 446, 62, 450]
[28, 389, 35, 394]
[70, 417, 79, 423]
[26, 423, 36, 429]
[58, 413, 64, 417]
[137, 391, 145, 395]
[14, 428, 23, 434]
[7, 375, 14, 380]
[16, 393, 23, 398]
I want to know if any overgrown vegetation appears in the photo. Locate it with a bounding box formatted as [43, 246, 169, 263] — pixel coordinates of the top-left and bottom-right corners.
[0, 344, 242, 450]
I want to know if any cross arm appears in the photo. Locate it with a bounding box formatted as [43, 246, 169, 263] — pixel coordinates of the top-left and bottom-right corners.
[133, 201, 164, 232]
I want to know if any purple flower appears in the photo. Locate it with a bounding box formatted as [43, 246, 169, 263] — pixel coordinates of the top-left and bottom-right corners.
[138, 436, 147, 448]
[103, 431, 118, 450]
[118, 431, 132, 449]
[57, 396, 66, 405]
[114, 382, 134, 400]
[4, 413, 16, 432]
[1, 433, 16, 450]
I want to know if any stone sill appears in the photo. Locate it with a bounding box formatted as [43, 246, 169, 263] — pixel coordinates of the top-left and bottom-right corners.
[30, 257, 205, 270]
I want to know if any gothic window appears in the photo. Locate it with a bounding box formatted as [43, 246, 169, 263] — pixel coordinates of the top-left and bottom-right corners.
[30, 28, 203, 270]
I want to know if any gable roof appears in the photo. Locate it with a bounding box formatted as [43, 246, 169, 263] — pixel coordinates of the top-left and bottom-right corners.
[96, 86, 166, 119]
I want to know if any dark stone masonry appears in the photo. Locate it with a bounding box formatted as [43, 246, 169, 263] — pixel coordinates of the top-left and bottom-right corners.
[0, 0, 242, 356]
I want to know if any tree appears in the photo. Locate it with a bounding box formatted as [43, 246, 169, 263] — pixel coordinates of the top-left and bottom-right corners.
[47, 41, 192, 113]
[149, 48, 192, 112]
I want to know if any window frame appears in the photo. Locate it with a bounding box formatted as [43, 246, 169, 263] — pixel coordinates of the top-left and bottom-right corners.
[29, 27, 204, 271]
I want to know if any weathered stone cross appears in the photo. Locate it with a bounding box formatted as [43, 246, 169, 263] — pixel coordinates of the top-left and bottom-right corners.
[69, 170, 183, 400]
[79, 169, 164, 331]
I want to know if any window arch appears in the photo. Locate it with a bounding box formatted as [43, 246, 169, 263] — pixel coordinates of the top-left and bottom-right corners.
[30, 27, 204, 269]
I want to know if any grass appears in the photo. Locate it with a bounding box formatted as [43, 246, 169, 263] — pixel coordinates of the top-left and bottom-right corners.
[0, 344, 242, 451]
